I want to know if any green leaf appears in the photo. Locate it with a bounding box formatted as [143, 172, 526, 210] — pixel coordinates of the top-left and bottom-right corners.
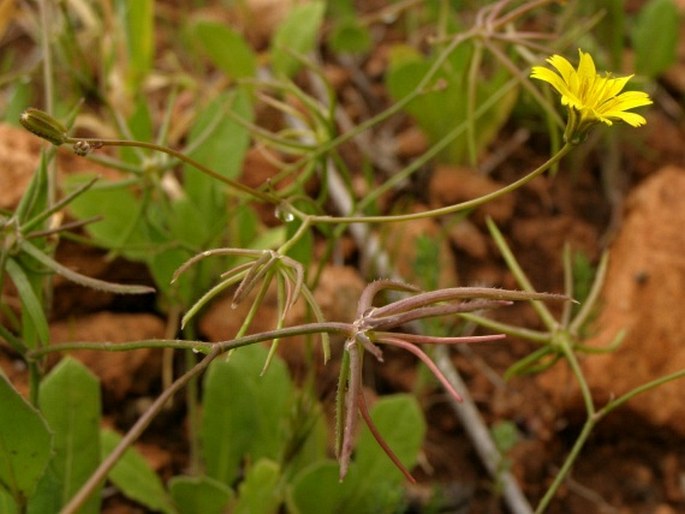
[231, 203, 260, 249]
[342, 394, 425, 513]
[284, 219, 313, 269]
[287, 461, 345, 514]
[129, 96, 154, 142]
[386, 43, 517, 164]
[119, 96, 154, 164]
[169, 475, 233, 514]
[5, 80, 33, 128]
[148, 247, 193, 302]
[192, 21, 257, 80]
[271, 2, 325, 77]
[15, 153, 48, 227]
[184, 89, 252, 223]
[633, 0, 678, 78]
[288, 395, 425, 514]
[101, 429, 176, 514]
[0, 373, 52, 505]
[168, 197, 212, 249]
[0, 486, 19, 514]
[66, 176, 150, 260]
[28, 359, 102, 514]
[233, 459, 281, 514]
[201, 345, 294, 485]
[5, 258, 49, 347]
[117, 0, 154, 89]
[328, 18, 372, 55]
[354, 394, 425, 479]
[490, 420, 520, 454]
[280, 394, 328, 476]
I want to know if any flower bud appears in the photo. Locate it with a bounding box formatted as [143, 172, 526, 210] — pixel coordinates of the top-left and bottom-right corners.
[19, 108, 68, 146]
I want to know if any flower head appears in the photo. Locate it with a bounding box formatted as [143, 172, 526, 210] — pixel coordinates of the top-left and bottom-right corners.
[531, 49, 652, 142]
[20, 108, 68, 146]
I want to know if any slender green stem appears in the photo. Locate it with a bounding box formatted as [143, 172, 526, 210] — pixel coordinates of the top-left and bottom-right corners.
[493, 0, 557, 30]
[560, 244, 574, 328]
[459, 312, 550, 344]
[482, 37, 563, 129]
[278, 216, 312, 254]
[27, 339, 214, 357]
[293, 143, 573, 225]
[534, 415, 597, 514]
[466, 40, 483, 166]
[569, 251, 609, 334]
[64, 137, 276, 203]
[27, 322, 353, 359]
[38, 0, 58, 339]
[559, 333, 595, 416]
[20, 239, 154, 295]
[355, 77, 518, 216]
[56, 319, 352, 513]
[38, 0, 54, 118]
[264, 28, 478, 189]
[535, 365, 685, 513]
[486, 217, 559, 330]
[184, 326, 201, 475]
[234, 269, 275, 340]
[602, 368, 685, 417]
[535, 333, 596, 513]
[60, 345, 223, 514]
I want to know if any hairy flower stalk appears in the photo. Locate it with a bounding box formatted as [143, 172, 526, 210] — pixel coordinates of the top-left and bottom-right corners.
[336, 280, 568, 481]
[531, 49, 652, 143]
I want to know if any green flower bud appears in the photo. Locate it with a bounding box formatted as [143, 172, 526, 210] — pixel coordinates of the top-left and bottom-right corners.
[19, 108, 68, 146]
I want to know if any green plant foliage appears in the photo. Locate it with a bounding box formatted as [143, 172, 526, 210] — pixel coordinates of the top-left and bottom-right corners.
[271, 1, 326, 77]
[0, 487, 19, 514]
[65, 180, 149, 260]
[191, 20, 257, 80]
[201, 344, 294, 486]
[232, 459, 282, 514]
[14, 154, 48, 227]
[27, 358, 102, 514]
[0, 373, 52, 510]
[101, 429, 176, 514]
[413, 234, 441, 291]
[116, 0, 154, 90]
[349, 394, 425, 489]
[4, 81, 33, 127]
[66, 89, 255, 303]
[328, 18, 373, 55]
[168, 475, 233, 514]
[572, 250, 596, 305]
[289, 394, 426, 514]
[386, 43, 518, 164]
[490, 420, 520, 454]
[4, 259, 49, 347]
[5, 2, 669, 512]
[119, 97, 155, 164]
[284, 218, 314, 270]
[184, 89, 253, 222]
[633, 0, 678, 78]
[287, 461, 345, 513]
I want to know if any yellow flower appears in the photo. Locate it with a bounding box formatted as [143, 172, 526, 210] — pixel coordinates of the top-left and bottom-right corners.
[531, 49, 652, 142]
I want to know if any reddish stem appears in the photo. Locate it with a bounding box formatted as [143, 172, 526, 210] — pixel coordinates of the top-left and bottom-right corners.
[377, 337, 463, 403]
[357, 388, 416, 484]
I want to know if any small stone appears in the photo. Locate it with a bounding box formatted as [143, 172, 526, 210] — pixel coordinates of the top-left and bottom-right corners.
[395, 127, 428, 158]
[538, 166, 685, 436]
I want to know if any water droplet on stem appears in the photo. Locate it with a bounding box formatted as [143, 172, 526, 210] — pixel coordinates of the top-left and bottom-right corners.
[274, 204, 295, 223]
